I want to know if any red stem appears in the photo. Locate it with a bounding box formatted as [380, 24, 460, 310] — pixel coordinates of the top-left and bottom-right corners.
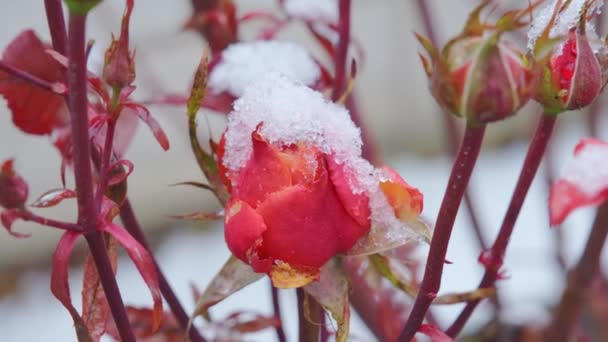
[297, 288, 321, 342]
[0, 61, 60, 93]
[331, 0, 350, 102]
[446, 114, 557, 337]
[67, 12, 135, 342]
[44, 0, 67, 54]
[270, 285, 287, 342]
[95, 120, 116, 207]
[545, 201, 608, 341]
[398, 124, 486, 341]
[21, 210, 82, 232]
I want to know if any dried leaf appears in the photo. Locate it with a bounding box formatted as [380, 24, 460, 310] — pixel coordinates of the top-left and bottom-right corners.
[104, 223, 163, 334]
[303, 259, 350, 342]
[0, 30, 67, 135]
[51, 231, 93, 342]
[30, 188, 76, 208]
[192, 256, 263, 321]
[368, 254, 418, 298]
[82, 234, 117, 341]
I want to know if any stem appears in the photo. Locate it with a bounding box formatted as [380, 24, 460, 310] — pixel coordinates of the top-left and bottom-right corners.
[331, 0, 350, 102]
[67, 12, 135, 342]
[21, 210, 82, 232]
[414, 0, 488, 252]
[270, 285, 287, 342]
[398, 124, 486, 341]
[95, 120, 116, 207]
[0, 61, 61, 93]
[44, 0, 68, 54]
[446, 114, 557, 337]
[118, 199, 207, 342]
[545, 201, 608, 341]
[297, 289, 321, 342]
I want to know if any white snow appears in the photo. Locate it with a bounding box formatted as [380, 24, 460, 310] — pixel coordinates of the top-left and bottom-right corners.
[283, 0, 338, 23]
[561, 140, 608, 196]
[223, 73, 416, 252]
[208, 40, 320, 97]
[527, 0, 604, 51]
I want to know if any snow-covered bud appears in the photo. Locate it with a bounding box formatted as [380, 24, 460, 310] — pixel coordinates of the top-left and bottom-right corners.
[0, 159, 28, 209]
[416, 2, 535, 125]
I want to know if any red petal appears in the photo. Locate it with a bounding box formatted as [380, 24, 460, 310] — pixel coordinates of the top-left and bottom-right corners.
[51, 231, 92, 341]
[224, 199, 268, 269]
[325, 155, 371, 227]
[549, 139, 608, 225]
[0, 30, 67, 135]
[123, 103, 170, 151]
[1, 209, 30, 238]
[379, 166, 424, 218]
[104, 223, 163, 334]
[30, 188, 76, 208]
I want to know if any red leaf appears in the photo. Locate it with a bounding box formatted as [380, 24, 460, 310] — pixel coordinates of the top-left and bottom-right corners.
[1, 209, 30, 238]
[82, 235, 117, 342]
[104, 223, 163, 334]
[106, 307, 182, 341]
[418, 324, 454, 342]
[123, 103, 170, 150]
[51, 231, 93, 342]
[30, 188, 76, 208]
[0, 30, 67, 135]
[549, 138, 608, 225]
[107, 160, 134, 186]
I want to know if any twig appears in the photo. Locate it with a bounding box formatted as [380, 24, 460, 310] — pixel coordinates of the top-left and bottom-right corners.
[20, 210, 82, 232]
[398, 124, 486, 341]
[270, 285, 287, 342]
[446, 114, 557, 337]
[297, 288, 322, 342]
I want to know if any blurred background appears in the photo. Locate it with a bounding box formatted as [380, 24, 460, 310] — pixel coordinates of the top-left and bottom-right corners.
[0, 0, 606, 341]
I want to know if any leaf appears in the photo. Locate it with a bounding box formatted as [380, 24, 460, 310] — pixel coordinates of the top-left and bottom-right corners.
[170, 181, 214, 191]
[82, 234, 117, 342]
[368, 254, 418, 298]
[104, 223, 163, 334]
[106, 307, 182, 341]
[106, 160, 134, 186]
[171, 211, 223, 221]
[123, 103, 170, 151]
[192, 256, 263, 321]
[187, 53, 230, 204]
[50, 231, 93, 342]
[549, 138, 608, 225]
[1, 209, 30, 238]
[0, 30, 67, 135]
[30, 188, 76, 208]
[418, 324, 454, 342]
[303, 259, 350, 342]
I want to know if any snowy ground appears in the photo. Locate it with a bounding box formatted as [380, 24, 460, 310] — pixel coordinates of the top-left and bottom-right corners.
[0, 116, 605, 341]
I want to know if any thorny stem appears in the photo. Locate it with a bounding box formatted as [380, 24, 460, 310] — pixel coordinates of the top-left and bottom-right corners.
[0, 61, 63, 94]
[67, 12, 135, 342]
[446, 114, 557, 338]
[414, 0, 488, 251]
[270, 285, 287, 342]
[545, 201, 608, 341]
[398, 124, 486, 341]
[20, 210, 82, 232]
[44, 0, 67, 54]
[297, 289, 322, 342]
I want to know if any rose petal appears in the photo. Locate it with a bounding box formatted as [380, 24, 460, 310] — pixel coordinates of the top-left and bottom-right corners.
[224, 199, 268, 267]
[325, 155, 371, 227]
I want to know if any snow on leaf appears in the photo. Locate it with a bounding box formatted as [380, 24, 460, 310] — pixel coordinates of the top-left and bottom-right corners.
[103, 223, 163, 334]
[51, 231, 93, 342]
[192, 256, 263, 321]
[418, 324, 454, 342]
[123, 103, 170, 151]
[0, 30, 67, 135]
[208, 40, 321, 97]
[30, 188, 76, 208]
[1, 209, 30, 238]
[82, 235, 117, 342]
[550, 138, 608, 225]
[303, 259, 350, 342]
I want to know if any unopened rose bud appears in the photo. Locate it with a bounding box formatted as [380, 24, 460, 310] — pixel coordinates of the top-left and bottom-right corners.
[417, 3, 535, 124]
[0, 159, 28, 209]
[103, 0, 135, 88]
[184, 0, 238, 54]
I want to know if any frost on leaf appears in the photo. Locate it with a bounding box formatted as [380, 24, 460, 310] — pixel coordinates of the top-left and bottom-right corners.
[192, 256, 263, 321]
[209, 40, 321, 97]
[283, 0, 338, 24]
[550, 138, 608, 225]
[303, 259, 350, 342]
[222, 74, 423, 255]
[0, 30, 67, 135]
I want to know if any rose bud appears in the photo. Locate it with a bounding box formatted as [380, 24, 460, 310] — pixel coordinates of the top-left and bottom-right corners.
[184, 0, 238, 54]
[528, 0, 608, 114]
[0, 159, 28, 209]
[218, 74, 424, 288]
[416, 2, 535, 125]
[103, 0, 135, 88]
